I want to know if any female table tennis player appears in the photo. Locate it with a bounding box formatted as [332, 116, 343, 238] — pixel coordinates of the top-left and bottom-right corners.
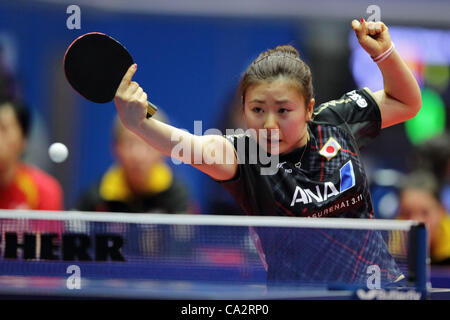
[114, 20, 421, 287]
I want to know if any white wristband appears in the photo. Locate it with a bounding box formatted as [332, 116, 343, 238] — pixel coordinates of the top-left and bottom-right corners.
[373, 43, 395, 64]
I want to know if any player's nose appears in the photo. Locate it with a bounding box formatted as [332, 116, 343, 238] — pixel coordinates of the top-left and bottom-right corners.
[263, 113, 279, 130]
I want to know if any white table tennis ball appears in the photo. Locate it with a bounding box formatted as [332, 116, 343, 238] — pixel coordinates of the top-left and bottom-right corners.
[48, 142, 69, 163]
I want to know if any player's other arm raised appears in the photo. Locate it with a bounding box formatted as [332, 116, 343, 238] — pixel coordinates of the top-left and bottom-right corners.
[113, 64, 237, 181]
[351, 19, 422, 128]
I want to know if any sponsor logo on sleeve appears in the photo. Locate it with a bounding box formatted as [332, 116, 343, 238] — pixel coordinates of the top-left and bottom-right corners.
[348, 90, 368, 108]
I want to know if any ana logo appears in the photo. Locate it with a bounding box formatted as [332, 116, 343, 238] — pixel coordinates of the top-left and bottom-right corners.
[319, 137, 341, 160]
[290, 160, 355, 206]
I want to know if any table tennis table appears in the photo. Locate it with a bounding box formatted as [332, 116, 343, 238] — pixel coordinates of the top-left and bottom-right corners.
[1, 272, 449, 300]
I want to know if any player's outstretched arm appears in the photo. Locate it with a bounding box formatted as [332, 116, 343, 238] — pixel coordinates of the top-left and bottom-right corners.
[114, 64, 238, 181]
[351, 19, 422, 129]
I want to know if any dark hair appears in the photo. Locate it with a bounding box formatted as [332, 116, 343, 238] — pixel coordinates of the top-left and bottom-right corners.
[0, 98, 31, 138]
[398, 170, 441, 202]
[414, 133, 450, 186]
[239, 45, 314, 106]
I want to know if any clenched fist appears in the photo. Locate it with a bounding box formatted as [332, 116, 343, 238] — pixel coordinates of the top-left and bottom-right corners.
[351, 19, 392, 59]
[114, 64, 148, 131]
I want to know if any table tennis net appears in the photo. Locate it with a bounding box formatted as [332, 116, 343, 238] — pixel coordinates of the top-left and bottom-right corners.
[0, 210, 426, 290]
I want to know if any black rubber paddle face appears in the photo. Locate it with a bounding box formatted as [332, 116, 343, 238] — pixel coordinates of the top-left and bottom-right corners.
[64, 32, 134, 103]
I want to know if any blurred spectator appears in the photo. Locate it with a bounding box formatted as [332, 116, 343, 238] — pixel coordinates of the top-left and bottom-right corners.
[0, 42, 18, 102]
[0, 99, 63, 210]
[75, 111, 192, 213]
[206, 89, 245, 215]
[413, 132, 450, 212]
[398, 171, 450, 265]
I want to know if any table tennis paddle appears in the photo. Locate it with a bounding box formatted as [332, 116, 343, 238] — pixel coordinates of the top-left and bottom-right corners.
[63, 32, 157, 119]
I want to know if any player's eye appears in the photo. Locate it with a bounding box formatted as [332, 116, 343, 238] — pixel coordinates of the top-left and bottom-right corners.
[278, 108, 289, 114]
[252, 107, 263, 113]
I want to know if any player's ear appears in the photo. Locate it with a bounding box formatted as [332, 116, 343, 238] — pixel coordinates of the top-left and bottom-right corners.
[306, 98, 315, 122]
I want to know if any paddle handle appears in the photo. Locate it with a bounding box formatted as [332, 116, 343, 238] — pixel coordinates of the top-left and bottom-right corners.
[146, 101, 158, 119]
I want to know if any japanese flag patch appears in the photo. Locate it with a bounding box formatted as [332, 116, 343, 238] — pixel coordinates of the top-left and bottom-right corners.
[319, 137, 341, 160]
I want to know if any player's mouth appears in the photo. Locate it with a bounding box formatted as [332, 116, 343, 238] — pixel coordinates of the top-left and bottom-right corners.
[265, 139, 283, 153]
[265, 136, 282, 144]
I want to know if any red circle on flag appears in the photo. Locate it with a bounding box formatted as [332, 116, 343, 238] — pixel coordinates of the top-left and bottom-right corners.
[326, 146, 335, 154]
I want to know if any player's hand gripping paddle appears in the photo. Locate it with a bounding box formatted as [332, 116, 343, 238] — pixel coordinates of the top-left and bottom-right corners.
[63, 32, 157, 118]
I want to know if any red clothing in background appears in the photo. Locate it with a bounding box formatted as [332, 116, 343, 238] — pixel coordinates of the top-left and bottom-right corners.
[0, 163, 63, 210]
[0, 163, 64, 233]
